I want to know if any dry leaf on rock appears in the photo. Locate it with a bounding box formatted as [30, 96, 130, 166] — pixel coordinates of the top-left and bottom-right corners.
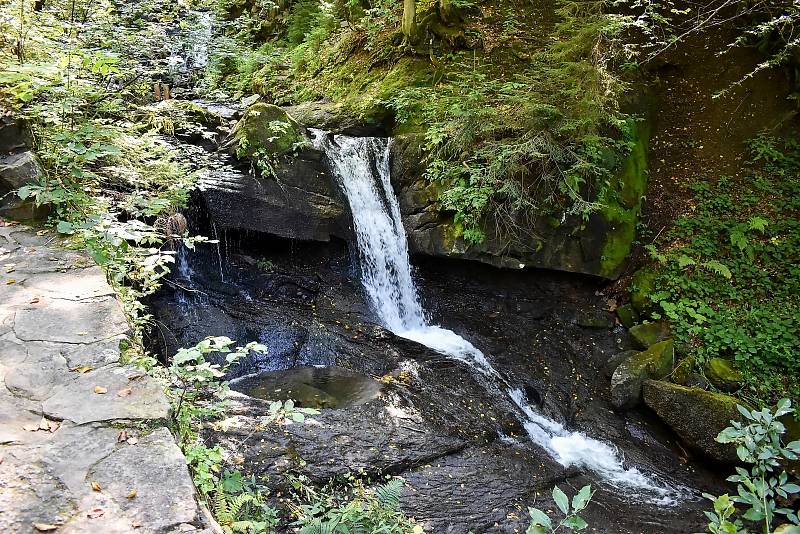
[86, 508, 105, 519]
[117, 430, 129, 442]
[117, 388, 132, 397]
[90, 481, 102, 492]
[127, 489, 137, 499]
[29, 297, 40, 304]
[127, 436, 138, 445]
[94, 386, 107, 394]
[32, 523, 59, 532]
[70, 365, 93, 374]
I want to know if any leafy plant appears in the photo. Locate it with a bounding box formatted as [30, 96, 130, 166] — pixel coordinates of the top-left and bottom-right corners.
[703, 399, 800, 534]
[526, 484, 594, 533]
[263, 399, 320, 425]
[290, 475, 424, 534]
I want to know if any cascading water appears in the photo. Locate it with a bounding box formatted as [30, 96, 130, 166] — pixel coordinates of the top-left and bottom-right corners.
[313, 130, 689, 505]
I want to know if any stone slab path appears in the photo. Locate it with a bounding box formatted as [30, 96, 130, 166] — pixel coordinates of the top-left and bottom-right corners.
[0, 222, 206, 533]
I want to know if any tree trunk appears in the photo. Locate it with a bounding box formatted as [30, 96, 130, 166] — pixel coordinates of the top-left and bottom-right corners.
[401, 0, 416, 40]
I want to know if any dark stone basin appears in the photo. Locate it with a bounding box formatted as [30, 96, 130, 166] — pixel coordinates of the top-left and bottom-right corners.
[231, 366, 382, 409]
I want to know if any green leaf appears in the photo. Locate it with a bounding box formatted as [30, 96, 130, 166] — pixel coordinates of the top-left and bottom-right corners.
[562, 515, 588, 530]
[552, 486, 569, 514]
[702, 260, 732, 280]
[571, 485, 592, 512]
[527, 507, 552, 529]
[56, 221, 74, 234]
[676, 254, 696, 268]
[17, 186, 32, 200]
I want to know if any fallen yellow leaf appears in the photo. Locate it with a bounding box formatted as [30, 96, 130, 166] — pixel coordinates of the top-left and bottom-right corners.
[70, 365, 93, 374]
[126, 489, 137, 499]
[93, 386, 108, 394]
[6, 279, 16, 285]
[90, 481, 101, 492]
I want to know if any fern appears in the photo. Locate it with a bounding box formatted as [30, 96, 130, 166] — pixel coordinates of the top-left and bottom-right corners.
[375, 478, 404, 512]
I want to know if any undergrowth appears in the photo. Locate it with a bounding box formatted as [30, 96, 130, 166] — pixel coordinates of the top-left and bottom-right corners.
[206, 0, 637, 246]
[643, 135, 800, 405]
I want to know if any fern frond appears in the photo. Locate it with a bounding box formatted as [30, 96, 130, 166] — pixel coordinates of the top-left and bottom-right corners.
[375, 478, 404, 512]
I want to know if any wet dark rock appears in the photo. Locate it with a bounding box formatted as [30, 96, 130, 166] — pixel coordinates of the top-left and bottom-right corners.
[285, 101, 388, 137]
[611, 340, 675, 409]
[629, 321, 671, 349]
[604, 350, 638, 378]
[197, 151, 350, 241]
[643, 380, 743, 463]
[616, 303, 638, 329]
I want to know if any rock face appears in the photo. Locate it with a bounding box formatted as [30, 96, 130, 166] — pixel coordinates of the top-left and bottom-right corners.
[642, 380, 743, 463]
[197, 104, 351, 241]
[0, 151, 48, 220]
[389, 124, 649, 279]
[611, 340, 674, 409]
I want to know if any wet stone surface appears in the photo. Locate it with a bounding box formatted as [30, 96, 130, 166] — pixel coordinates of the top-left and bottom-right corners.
[148, 226, 728, 533]
[0, 223, 203, 534]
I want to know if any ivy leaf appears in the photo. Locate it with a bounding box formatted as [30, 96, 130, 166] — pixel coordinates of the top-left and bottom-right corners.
[552, 486, 569, 514]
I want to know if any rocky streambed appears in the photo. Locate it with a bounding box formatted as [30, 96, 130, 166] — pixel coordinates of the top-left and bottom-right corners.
[146, 209, 727, 532]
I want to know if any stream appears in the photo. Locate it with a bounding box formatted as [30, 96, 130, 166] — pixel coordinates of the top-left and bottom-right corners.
[145, 10, 727, 532]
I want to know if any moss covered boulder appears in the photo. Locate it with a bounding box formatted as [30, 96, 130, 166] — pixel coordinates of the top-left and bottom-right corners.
[616, 304, 638, 329]
[611, 340, 674, 409]
[629, 321, 671, 349]
[704, 357, 743, 392]
[225, 103, 307, 159]
[642, 380, 744, 463]
[630, 268, 657, 314]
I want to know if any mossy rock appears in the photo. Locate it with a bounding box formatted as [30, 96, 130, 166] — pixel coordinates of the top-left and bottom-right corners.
[598, 119, 650, 279]
[704, 357, 743, 393]
[630, 268, 657, 314]
[226, 103, 307, 159]
[642, 380, 745, 463]
[629, 321, 671, 349]
[616, 304, 638, 329]
[611, 340, 675, 409]
[672, 356, 695, 385]
[575, 309, 614, 329]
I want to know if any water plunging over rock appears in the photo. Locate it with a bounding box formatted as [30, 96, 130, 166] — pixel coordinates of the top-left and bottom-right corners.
[313, 130, 687, 504]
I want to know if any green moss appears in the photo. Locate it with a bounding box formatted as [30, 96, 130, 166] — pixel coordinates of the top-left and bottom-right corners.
[599, 119, 650, 278]
[231, 103, 307, 159]
[705, 357, 743, 392]
[630, 267, 657, 314]
[629, 321, 671, 349]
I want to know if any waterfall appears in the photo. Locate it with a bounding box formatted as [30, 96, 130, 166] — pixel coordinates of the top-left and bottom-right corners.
[313, 130, 686, 504]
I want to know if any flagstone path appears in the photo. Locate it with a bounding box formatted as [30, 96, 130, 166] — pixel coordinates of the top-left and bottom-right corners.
[0, 221, 208, 534]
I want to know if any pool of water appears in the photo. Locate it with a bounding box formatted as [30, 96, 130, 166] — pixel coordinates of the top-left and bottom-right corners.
[231, 366, 383, 409]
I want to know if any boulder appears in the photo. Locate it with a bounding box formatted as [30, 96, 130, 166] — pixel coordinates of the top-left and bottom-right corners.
[616, 303, 638, 329]
[604, 350, 638, 378]
[642, 380, 744, 463]
[629, 321, 671, 349]
[575, 309, 615, 329]
[630, 268, 657, 314]
[611, 340, 674, 409]
[0, 151, 43, 192]
[704, 357, 743, 392]
[223, 102, 307, 159]
[285, 101, 387, 136]
[0, 151, 48, 221]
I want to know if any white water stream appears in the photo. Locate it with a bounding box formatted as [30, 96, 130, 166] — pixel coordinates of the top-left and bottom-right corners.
[313, 130, 686, 504]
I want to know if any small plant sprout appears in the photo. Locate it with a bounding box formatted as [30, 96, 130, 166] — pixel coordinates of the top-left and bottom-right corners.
[263, 399, 320, 425]
[527, 484, 594, 533]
